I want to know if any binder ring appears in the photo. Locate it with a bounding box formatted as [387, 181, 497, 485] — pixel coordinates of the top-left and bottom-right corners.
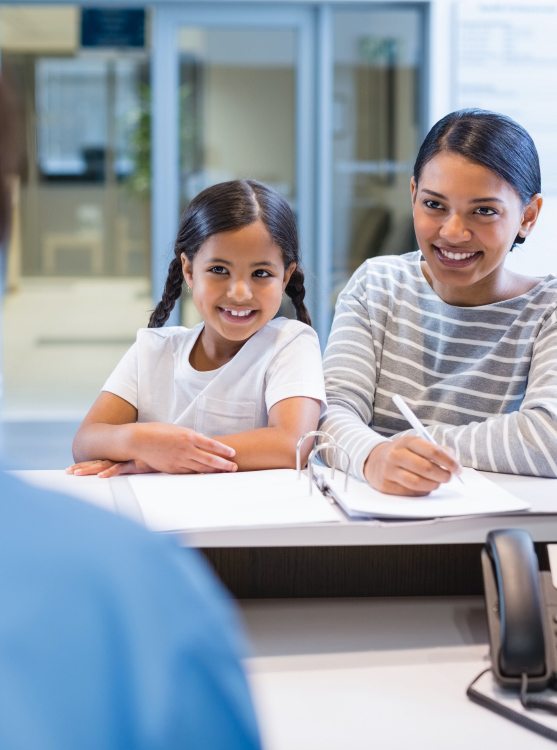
[296, 430, 335, 476]
[307, 443, 350, 495]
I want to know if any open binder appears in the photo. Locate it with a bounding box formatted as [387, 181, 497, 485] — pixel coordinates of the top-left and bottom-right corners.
[126, 431, 529, 533]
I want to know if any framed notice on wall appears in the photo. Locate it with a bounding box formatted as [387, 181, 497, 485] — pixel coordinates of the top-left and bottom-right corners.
[81, 8, 145, 49]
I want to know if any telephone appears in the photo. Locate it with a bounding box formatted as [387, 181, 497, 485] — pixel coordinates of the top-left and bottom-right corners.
[482, 528, 557, 693]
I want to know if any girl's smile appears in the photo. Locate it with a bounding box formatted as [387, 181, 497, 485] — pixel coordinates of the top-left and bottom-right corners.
[411, 152, 542, 306]
[219, 307, 257, 323]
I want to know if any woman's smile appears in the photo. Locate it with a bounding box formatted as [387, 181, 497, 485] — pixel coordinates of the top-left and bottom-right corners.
[411, 152, 541, 305]
[433, 245, 482, 267]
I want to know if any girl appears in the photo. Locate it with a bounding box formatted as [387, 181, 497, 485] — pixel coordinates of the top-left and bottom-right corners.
[320, 109, 557, 496]
[68, 179, 325, 477]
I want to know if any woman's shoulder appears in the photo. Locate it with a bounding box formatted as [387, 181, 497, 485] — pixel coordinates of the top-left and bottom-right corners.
[360, 250, 421, 275]
[522, 274, 557, 316]
[529, 273, 557, 297]
[346, 251, 424, 296]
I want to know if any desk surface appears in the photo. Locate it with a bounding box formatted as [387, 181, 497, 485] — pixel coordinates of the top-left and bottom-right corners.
[15, 469, 557, 548]
[242, 596, 553, 749]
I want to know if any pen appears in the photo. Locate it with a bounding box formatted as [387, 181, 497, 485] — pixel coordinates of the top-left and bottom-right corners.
[392, 394, 464, 484]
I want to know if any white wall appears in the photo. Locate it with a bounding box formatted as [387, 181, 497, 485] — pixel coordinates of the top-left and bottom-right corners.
[432, 0, 557, 276]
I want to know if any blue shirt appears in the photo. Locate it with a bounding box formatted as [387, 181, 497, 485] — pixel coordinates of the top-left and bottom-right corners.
[0, 470, 261, 749]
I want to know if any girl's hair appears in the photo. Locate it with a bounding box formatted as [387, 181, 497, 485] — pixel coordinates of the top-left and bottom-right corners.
[413, 109, 541, 245]
[149, 179, 311, 327]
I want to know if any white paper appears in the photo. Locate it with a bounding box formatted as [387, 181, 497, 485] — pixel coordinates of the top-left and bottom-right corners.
[128, 469, 340, 532]
[318, 467, 529, 520]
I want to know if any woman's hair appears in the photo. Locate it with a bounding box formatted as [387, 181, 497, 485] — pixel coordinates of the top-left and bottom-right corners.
[413, 109, 541, 245]
[149, 179, 311, 327]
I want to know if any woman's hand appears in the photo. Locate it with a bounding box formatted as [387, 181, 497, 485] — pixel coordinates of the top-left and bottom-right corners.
[363, 436, 460, 496]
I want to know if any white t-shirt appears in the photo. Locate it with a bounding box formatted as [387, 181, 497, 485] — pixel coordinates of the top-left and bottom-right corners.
[102, 317, 326, 436]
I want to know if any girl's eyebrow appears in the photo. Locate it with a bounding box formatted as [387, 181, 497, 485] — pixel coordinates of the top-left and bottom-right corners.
[205, 257, 279, 268]
[420, 188, 504, 204]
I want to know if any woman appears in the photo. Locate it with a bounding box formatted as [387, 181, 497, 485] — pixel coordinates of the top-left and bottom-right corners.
[321, 109, 556, 496]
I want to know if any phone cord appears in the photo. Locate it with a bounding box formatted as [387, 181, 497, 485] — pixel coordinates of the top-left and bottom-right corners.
[520, 673, 557, 715]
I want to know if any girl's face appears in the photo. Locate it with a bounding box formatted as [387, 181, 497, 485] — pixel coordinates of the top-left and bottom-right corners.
[411, 151, 542, 305]
[182, 219, 295, 359]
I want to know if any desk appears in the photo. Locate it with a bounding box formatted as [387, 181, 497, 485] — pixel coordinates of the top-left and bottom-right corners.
[242, 596, 551, 749]
[16, 469, 557, 597]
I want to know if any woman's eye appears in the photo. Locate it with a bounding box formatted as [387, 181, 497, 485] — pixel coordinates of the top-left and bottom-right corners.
[475, 207, 497, 216]
[424, 199, 444, 210]
[209, 266, 228, 275]
[253, 269, 271, 278]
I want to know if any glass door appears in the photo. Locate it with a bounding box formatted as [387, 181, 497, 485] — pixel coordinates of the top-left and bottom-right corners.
[151, 5, 315, 327]
[1, 5, 152, 426]
[328, 5, 426, 325]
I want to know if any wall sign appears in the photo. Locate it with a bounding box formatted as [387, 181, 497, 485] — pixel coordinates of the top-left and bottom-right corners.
[81, 8, 145, 49]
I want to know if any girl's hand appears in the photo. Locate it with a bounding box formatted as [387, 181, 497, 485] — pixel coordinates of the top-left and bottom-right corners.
[363, 436, 460, 496]
[130, 423, 238, 474]
[66, 459, 155, 478]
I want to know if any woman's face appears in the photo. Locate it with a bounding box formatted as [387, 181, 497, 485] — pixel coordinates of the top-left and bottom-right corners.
[411, 151, 541, 305]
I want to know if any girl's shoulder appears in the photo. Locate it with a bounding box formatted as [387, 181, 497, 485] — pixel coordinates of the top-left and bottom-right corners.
[246, 318, 320, 359]
[134, 323, 203, 354]
[265, 316, 319, 343]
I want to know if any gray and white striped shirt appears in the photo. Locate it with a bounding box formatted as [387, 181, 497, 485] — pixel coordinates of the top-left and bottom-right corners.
[320, 251, 557, 480]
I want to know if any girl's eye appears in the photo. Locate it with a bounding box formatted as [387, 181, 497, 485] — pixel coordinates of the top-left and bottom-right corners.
[253, 269, 272, 278]
[424, 199, 444, 210]
[475, 207, 497, 216]
[209, 266, 228, 275]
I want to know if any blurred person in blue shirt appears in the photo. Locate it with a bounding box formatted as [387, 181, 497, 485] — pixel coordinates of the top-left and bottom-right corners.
[0, 78, 261, 750]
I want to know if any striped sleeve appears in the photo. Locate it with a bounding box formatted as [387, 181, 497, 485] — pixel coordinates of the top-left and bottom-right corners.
[320, 252, 557, 481]
[427, 309, 557, 477]
[319, 266, 389, 480]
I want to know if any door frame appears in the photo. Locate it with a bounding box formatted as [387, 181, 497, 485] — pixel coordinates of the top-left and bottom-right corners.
[151, 4, 318, 328]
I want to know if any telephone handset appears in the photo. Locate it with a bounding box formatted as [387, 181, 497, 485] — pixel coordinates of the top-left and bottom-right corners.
[482, 529, 555, 690]
[482, 528, 557, 692]
[470, 529, 557, 733]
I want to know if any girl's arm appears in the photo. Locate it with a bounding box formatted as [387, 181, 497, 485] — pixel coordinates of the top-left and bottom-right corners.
[71, 392, 237, 474]
[214, 396, 322, 471]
